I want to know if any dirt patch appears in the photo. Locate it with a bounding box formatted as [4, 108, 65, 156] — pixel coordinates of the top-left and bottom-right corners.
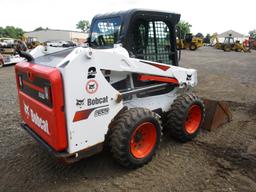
[1, 47, 256, 192]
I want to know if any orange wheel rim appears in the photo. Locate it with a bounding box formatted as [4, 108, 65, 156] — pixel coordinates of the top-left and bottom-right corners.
[185, 105, 202, 134]
[130, 122, 157, 159]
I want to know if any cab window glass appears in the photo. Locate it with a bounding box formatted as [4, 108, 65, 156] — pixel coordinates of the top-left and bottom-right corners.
[133, 20, 173, 64]
[90, 17, 121, 48]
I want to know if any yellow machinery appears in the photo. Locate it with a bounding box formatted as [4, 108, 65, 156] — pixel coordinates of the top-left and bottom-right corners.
[211, 33, 249, 52]
[222, 35, 250, 52]
[210, 33, 222, 49]
[21, 36, 42, 49]
[177, 33, 204, 51]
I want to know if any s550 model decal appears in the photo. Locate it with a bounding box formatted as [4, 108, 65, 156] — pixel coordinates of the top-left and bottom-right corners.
[73, 105, 109, 122]
[94, 107, 109, 117]
[23, 102, 50, 135]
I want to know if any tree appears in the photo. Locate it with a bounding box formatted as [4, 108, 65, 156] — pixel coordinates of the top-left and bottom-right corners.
[203, 33, 211, 44]
[34, 27, 48, 31]
[177, 21, 192, 39]
[249, 29, 256, 39]
[76, 20, 90, 32]
[0, 27, 5, 37]
[0, 26, 24, 39]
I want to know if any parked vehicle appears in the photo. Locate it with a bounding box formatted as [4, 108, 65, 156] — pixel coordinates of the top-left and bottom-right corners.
[46, 40, 69, 47]
[63, 41, 77, 47]
[0, 38, 15, 48]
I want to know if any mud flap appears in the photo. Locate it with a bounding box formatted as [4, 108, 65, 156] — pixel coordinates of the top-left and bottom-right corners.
[202, 99, 232, 131]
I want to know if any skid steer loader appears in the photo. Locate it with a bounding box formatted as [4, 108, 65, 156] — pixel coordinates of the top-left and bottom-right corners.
[15, 9, 208, 168]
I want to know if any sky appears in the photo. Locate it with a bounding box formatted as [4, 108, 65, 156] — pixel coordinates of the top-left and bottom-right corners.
[0, 0, 255, 35]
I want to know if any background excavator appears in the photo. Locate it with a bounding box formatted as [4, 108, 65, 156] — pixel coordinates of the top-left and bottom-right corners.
[21, 36, 42, 49]
[222, 34, 250, 52]
[210, 33, 222, 49]
[211, 33, 250, 52]
[177, 33, 204, 51]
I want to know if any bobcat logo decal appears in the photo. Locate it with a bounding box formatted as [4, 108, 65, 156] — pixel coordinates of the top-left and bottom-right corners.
[186, 74, 192, 81]
[76, 98, 85, 108]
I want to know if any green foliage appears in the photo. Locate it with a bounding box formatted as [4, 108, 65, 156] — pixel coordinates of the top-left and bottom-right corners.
[0, 27, 4, 37]
[249, 29, 256, 39]
[34, 27, 48, 31]
[76, 20, 90, 32]
[203, 33, 211, 44]
[177, 21, 192, 39]
[0, 26, 24, 39]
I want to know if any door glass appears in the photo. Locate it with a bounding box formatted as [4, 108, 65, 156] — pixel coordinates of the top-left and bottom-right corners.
[134, 20, 172, 64]
[154, 21, 171, 64]
[90, 17, 121, 48]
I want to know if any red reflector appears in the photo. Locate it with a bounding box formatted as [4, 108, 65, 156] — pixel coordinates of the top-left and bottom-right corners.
[73, 108, 94, 122]
[138, 75, 179, 85]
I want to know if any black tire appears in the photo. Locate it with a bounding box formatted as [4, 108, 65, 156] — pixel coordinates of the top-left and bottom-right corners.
[166, 93, 205, 142]
[110, 108, 162, 168]
[223, 45, 231, 52]
[189, 43, 197, 51]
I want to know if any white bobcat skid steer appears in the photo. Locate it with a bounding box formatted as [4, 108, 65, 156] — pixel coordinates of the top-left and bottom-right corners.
[15, 9, 205, 168]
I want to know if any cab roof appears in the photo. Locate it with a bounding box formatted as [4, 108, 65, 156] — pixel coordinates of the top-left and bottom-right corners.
[92, 9, 180, 22]
[90, 9, 181, 32]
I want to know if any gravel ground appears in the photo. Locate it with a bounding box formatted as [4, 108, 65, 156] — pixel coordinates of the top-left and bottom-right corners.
[0, 47, 256, 192]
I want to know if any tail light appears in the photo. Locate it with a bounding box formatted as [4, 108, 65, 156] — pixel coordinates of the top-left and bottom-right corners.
[17, 72, 53, 107]
[44, 86, 50, 100]
[18, 75, 23, 88]
[43, 85, 52, 104]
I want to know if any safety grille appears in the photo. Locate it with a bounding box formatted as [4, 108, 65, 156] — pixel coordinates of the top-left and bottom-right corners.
[134, 21, 173, 65]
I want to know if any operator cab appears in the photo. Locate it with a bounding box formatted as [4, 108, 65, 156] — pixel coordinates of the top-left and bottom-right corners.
[89, 9, 180, 66]
[185, 33, 194, 43]
[224, 36, 235, 45]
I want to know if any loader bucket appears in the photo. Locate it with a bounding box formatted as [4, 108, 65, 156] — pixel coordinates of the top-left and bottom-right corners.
[202, 99, 232, 131]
